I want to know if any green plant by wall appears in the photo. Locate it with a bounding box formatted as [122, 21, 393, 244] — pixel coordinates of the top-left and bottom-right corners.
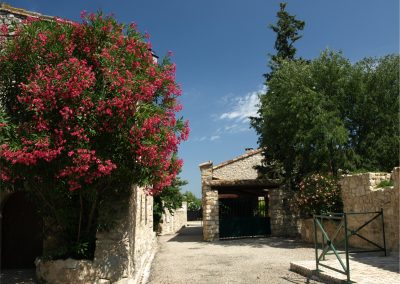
[293, 174, 343, 217]
[377, 179, 394, 188]
[153, 177, 187, 231]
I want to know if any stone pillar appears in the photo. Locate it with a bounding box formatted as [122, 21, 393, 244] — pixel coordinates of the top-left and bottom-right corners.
[200, 162, 219, 241]
[269, 187, 298, 237]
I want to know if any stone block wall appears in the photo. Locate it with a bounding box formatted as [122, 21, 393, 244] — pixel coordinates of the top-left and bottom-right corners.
[300, 168, 399, 253]
[202, 188, 219, 241]
[212, 149, 262, 180]
[158, 202, 187, 235]
[130, 186, 156, 283]
[36, 185, 156, 284]
[340, 168, 399, 253]
[1, 4, 55, 46]
[269, 187, 299, 237]
[1, 4, 24, 44]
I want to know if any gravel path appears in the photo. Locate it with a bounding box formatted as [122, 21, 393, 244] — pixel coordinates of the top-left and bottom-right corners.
[147, 222, 322, 284]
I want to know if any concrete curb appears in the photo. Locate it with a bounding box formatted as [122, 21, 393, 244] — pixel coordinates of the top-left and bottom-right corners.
[290, 262, 347, 284]
[138, 246, 157, 284]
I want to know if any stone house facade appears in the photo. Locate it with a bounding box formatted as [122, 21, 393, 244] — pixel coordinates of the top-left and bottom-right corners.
[200, 148, 298, 241]
[0, 4, 157, 283]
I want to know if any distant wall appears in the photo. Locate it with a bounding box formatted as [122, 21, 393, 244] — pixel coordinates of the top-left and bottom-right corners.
[158, 202, 187, 235]
[300, 168, 399, 253]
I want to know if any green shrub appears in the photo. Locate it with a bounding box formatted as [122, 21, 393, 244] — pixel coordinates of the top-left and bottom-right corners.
[294, 174, 343, 217]
[377, 179, 394, 188]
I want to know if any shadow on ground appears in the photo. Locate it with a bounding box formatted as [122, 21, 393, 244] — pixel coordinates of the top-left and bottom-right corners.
[281, 274, 320, 284]
[0, 269, 37, 284]
[349, 252, 400, 273]
[167, 224, 315, 250]
[167, 224, 203, 242]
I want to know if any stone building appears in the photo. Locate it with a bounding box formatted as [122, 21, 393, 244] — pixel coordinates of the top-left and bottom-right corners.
[200, 148, 298, 241]
[0, 4, 157, 283]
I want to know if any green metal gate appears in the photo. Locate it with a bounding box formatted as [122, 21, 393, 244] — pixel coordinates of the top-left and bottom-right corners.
[313, 210, 387, 283]
[219, 196, 270, 239]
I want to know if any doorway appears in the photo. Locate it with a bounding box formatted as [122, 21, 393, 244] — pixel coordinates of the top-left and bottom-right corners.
[218, 189, 270, 239]
[1, 191, 43, 268]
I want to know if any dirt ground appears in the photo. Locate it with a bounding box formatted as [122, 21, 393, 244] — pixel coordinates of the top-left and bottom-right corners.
[147, 221, 322, 284]
[0, 269, 37, 284]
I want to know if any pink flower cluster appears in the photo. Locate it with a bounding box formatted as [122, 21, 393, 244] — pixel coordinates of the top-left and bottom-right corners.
[58, 149, 116, 191]
[0, 12, 189, 193]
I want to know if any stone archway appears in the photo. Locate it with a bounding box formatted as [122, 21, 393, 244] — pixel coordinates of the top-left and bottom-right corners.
[1, 191, 43, 268]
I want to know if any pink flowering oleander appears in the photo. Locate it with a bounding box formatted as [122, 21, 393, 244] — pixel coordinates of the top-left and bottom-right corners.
[0, 12, 189, 194]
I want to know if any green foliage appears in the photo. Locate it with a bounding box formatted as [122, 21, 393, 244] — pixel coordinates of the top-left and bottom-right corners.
[377, 179, 394, 188]
[265, 2, 305, 81]
[253, 2, 398, 217]
[349, 55, 400, 171]
[253, 51, 400, 190]
[183, 191, 201, 211]
[252, 2, 305, 183]
[153, 177, 187, 231]
[294, 174, 343, 217]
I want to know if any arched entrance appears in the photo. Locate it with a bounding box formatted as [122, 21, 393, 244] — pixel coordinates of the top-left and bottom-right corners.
[1, 191, 43, 268]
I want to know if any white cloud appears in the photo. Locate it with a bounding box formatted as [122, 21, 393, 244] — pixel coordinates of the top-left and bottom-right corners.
[193, 86, 265, 141]
[219, 86, 265, 123]
[193, 135, 220, 142]
[224, 124, 250, 133]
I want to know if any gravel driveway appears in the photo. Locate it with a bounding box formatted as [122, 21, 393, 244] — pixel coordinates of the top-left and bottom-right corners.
[147, 222, 322, 284]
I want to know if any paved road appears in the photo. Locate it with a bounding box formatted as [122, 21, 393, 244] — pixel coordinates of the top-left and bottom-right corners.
[147, 222, 322, 284]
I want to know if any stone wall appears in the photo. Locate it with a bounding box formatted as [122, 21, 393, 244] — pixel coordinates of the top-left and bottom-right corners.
[35, 259, 97, 284]
[269, 187, 299, 237]
[1, 3, 54, 45]
[300, 168, 399, 253]
[130, 186, 157, 284]
[36, 185, 156, 284]
[158, 202, 187, 235]
[200, 162, 219, 241]
[340, 168, 399, 252]
[212, 149, 262, 180]
[300, 218, 344, 246]
[1, 4, 25, 42]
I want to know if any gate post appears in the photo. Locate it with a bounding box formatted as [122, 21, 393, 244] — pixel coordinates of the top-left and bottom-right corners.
[200, 161, 219, 241]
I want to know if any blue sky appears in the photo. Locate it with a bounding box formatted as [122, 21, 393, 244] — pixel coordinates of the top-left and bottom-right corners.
[7, 0, 399, 197]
